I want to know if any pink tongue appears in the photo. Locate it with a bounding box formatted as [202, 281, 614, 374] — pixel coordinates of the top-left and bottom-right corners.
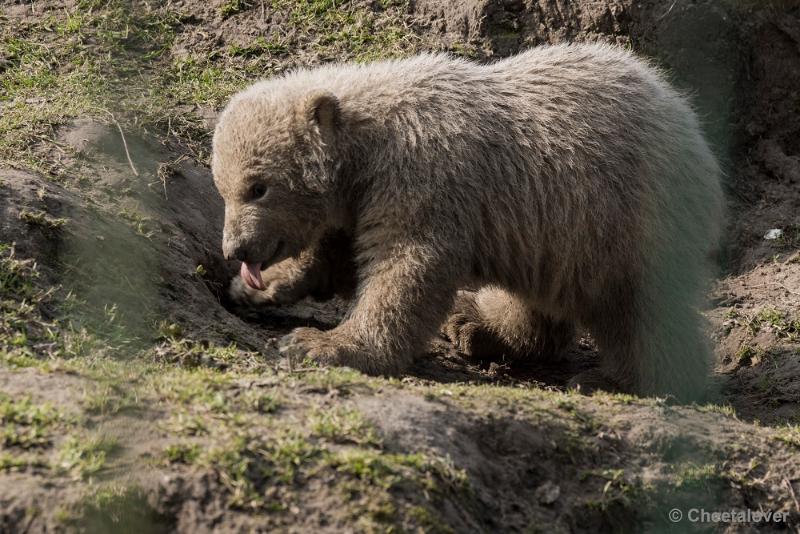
[240, 262, 265, 291]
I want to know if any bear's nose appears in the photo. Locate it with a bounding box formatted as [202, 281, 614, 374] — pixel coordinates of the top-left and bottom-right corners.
[222, 240, 248, 262]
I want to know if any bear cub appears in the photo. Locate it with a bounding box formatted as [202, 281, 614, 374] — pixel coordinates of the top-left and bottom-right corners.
[212, 43, 723, 401]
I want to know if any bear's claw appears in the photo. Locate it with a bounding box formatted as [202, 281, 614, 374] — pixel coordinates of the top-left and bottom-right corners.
[278, 327, 346, 368]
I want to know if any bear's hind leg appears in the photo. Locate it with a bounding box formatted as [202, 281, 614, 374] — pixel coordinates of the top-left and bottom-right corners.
[442, 287, 574, 363]
[572, 294, 710, 401]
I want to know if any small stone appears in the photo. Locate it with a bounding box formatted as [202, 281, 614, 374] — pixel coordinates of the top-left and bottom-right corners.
[535, 480, 560, 505]
[764, 229, 783, 240]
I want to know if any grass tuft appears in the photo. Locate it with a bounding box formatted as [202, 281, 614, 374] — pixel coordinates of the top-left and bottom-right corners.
[0, 393, 63, 449]
[58, 434, 119, 479]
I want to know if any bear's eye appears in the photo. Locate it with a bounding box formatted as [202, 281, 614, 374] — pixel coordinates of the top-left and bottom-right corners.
[249, 183, 268, 201]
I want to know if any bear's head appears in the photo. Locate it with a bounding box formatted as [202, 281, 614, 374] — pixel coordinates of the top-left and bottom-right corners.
[212, 89, 341, 290]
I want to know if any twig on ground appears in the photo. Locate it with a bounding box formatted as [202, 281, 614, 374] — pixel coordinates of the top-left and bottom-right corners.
[95, 108, 139, 177]
[111, 115, 139, 177]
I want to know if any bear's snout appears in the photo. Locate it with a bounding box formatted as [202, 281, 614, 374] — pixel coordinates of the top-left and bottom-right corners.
[222, 229, 284, 267]
[222, 235, 250, 262]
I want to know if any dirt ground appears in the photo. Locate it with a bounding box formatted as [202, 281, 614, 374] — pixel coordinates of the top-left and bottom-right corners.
[1, 0, 800, 532]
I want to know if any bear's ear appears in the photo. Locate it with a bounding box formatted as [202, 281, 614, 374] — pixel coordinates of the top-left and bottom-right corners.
[303, 90, 340, 144]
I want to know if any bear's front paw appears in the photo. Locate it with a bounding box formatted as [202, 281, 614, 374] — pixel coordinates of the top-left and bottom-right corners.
[227, 276, 269, 318]
[278, 327, 405, 376]
[259, 263, 309, 305]
[278, 327, 345, 368]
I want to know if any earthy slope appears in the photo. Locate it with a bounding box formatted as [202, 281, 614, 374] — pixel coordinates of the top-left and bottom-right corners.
[1, 0, 799, 532]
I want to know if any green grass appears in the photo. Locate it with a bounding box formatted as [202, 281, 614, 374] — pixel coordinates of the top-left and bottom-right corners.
[0, 451, 43, 471]
[194, 420, 471, 524]
[0, 393, 63, 449]
[58, 484, 168, 531]
[696, 403, 737, 417]
[153, 338, 260, 370]
[0, 243, 37, 301]
[81, 383, 138, 415]
[203, 431, 321, 509]
[0, 243, 60, 366]
[308, 406, 381, 446]
[58, 434, 119, 479]
[244, 391, 282, 414]
[0, 35, 111, 172]
[118, 207, 157, 239]
[735, 344, 760, 366]
[0, 241, 140, 367]
[327, 448, 470, 528]
[220, 0, 254, 18]
[163, 442, 201, 464]
[745, 307, 800, 340]
[672, 462, 721, 489]
[731, 306, 800, 368]
[18, 209, 68, 229]
[0, 2, 178, 171]
[774, 425, 800, 448]
[328, 449, 468, 492]
[273, 0, 422, 60]
[1, 0, 473, 174]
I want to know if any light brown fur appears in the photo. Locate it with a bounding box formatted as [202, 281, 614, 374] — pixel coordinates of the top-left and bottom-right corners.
[212, 44, 723, 400]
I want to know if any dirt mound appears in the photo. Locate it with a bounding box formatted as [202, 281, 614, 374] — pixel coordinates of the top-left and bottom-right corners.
[412, 0, 636, 54]
[4, 122, 253, 347]
[360, 390, 800, 532]
[1, 0, 800, 531]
